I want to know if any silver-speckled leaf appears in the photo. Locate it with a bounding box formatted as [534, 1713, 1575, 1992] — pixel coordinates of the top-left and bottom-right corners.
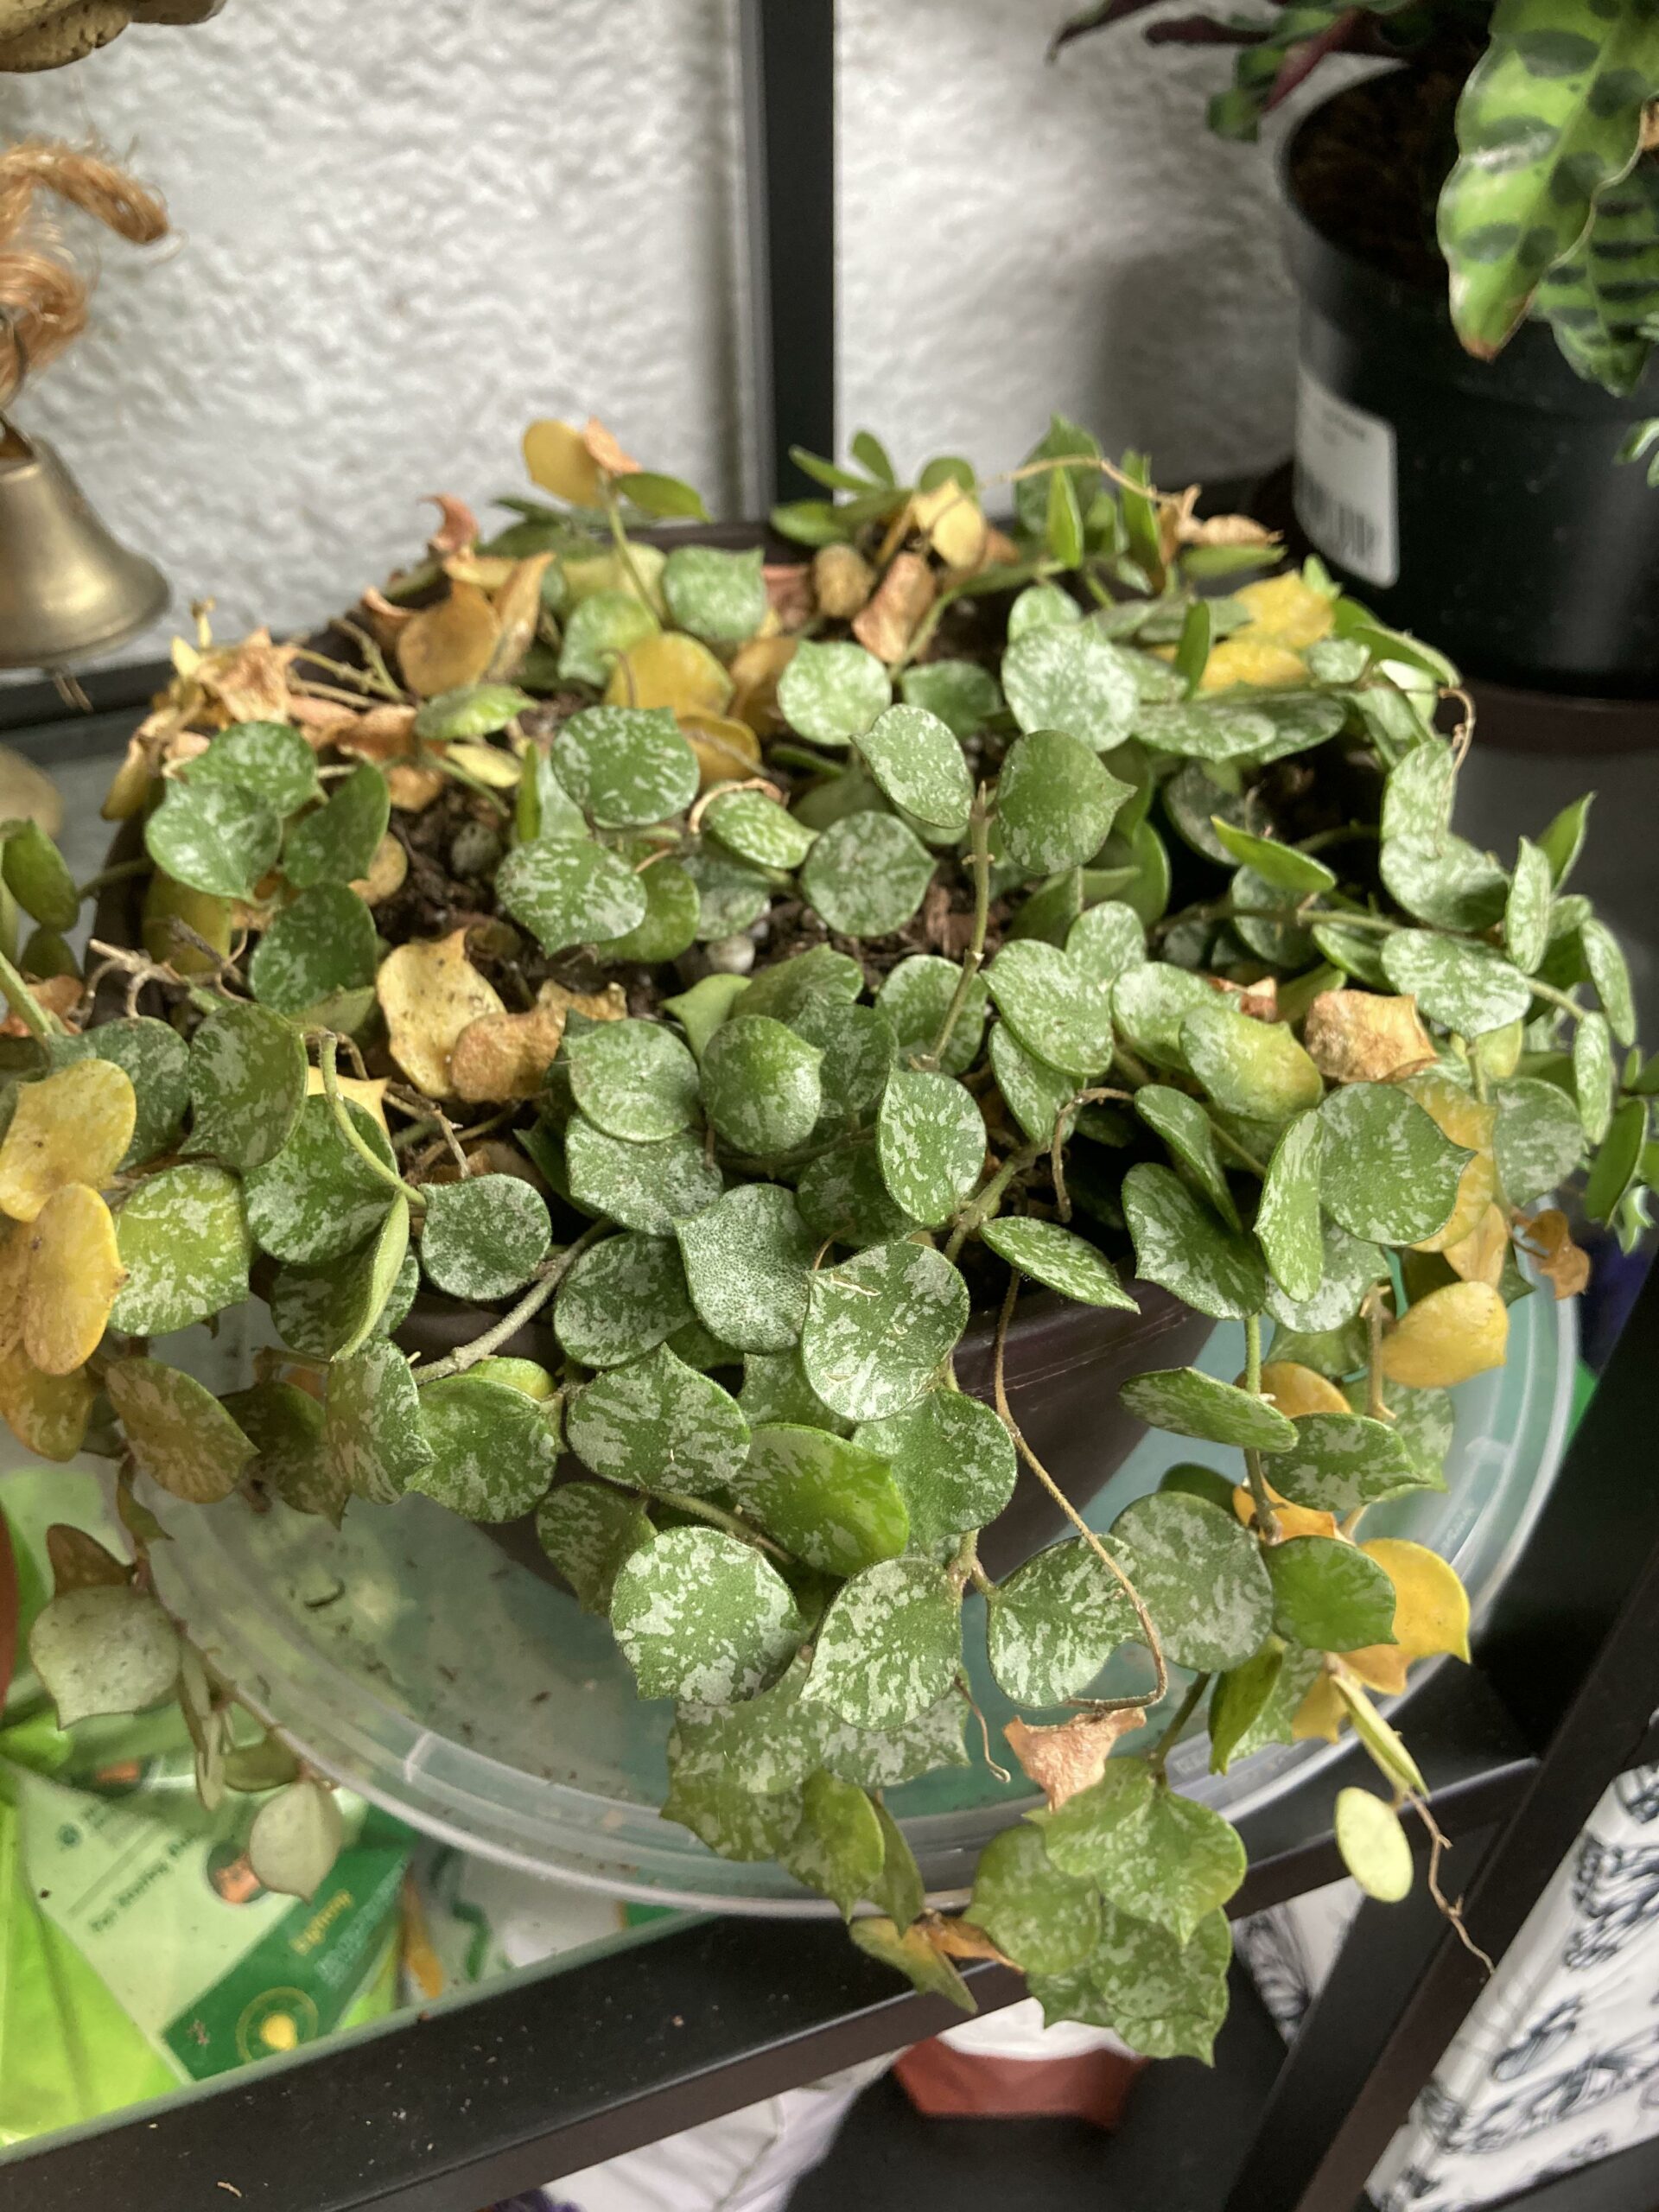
[222, 1379, 343, 1523]
[243, 1095, 398, 1265]
[1264, 1218, 1384, 1333]
[270, 1229, 416, 1361]
[987, 1535, 1141, 1705]
[1255, 1110, 1323, 1303]
[704, 789, 817, 870]
[566, 1343, 751, 1497]
[1504, 836, 1553, 973]
[988, 940, 1115, 1080]
[777, 638, 892, 747]
[1573, 1011, 1616, 1145]
[569, 1018, 702, 1141]
[780, 1770, 886, 1918]
[28, 1585, 179, 1728]
[801, 1237, 969, 1421]
[612, 1525, 801, 1703]
[988, 1021, 1077, 1145]
[1382, 738, 1454, 845]
[1380, 833, 1507, 934]
[408, 1376, 559, 1521]
[676, 1182, 817, 1351]
[323, 1338, 433, 1505]
[535, 1482, 653, 1614]
[1067, 899, 1145, 985]
[800, 810, 935, 937]
[857, 705, 974, 841]
[876, 1069, 984, 1227]
[981, 1216, 1137, 1310]
[283, 763, 390, 890]
[662, 544, 767, 644]
[1001, 625, 1137, 749]
[1118, 1367, 1296, 1452]
[899, 658, 1002, 738]
[1583, 917, 1637, 1047]
[1122, 1162, 1268, 1319]
[742, 944, 864, 1026]
[876, 956, 987, 1077]
[795, 1141, 916, 1249]
[700, 1016, 823, 1156]
[145, 776, 281, 899]
[188, 1001, 308, 1171]
[557, 590, 659, 688]
[552, 705, 699, 829]
[739, 1422, 910, 1574]
[111, 1163, 251, 1336]
[1133, 1086, 1239, 1228]
[188, 720, 321, 815]
[604, 856, 701, 963]
[248, 883, 378, 1016]
[1109, 1490, 1274, 1673]
[1491, 1076, 1584, 1204]
[563, 1115, 723, 1234]
[420, 1175, 550, 1300]
[56, 1017, 190, 1171]
[1270, 1412, 1422, 1515]
[106, 1357, 255, 1503]
[1134, 692, 1344, 766]
[803, 1556, 961, 1728]
[790, 999, 898, 1119]
[683, 845, 772, 940]
[970, 1825, 1101, 1977]
[740, 1348, 853, 1435]
[1027, 1900, 1232, 2062]
[998, 728, 1131, 874]
[817, 1688, 972, 1789]
[1112, 964, 1215, 1070]
[554, 1231, 693, 1368]
[1317, 1082, 1471, 1244]
[853, 1389, 1016, 1548]
[496, 835, 649, 955]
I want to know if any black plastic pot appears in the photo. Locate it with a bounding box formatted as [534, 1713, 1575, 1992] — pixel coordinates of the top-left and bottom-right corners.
[1283, 79, 1659, 699]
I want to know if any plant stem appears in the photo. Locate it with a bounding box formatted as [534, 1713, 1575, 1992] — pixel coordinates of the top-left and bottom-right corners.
[653, 1488, 792, 1564]
[601, 479, 655, 608]
[414, 1221, 607, 1386]
[318, 1035, 426, 1211]
[75, 855, 153, 900]
[0, 949, 60, 1039]
[1147, 1671, 1211, 1779]
[924, 791, 992, 1072]
[1243, 1313, 1280, 1541]
[944, 1135, 1045, 1262]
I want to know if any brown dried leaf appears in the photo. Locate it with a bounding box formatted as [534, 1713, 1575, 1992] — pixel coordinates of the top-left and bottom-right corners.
[386, 766, 446, 813]
[448, 980, 626, 1104]
[0, 974, 79, 1039]
[335, 704, 419, 765]
[46, 1523, 130, 1594]
[397, 582, 500, 698]
[286, 695, 362, 748]
[852, 550, 936, 664]
[912, 480, 988, 571]
[443, 554, 517, 592]
[1003, 1708, 1147, 1810]
[358, 584, 416, 642]
[487, 553, 554, 682]
[1304, 988, 1436, 1085]
[1522, 1207, 1592, 1301]
[377, 929, 506, 1099]
[582, 416, 639, 477]
[728, 636, 797, 736]
[765, 563, 817, 630]
[350, 832, 410, 906]
[810, 544, 874, 620]
[201, 631, 300, 724]
[465, 1139, 547, 1188]
[424, 493, 479, 558]
[1212, 973, 1280, 1023]
[981, 524, 1021, 569]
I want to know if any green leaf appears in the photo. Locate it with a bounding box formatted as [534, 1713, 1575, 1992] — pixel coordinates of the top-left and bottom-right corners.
[1051, 1770, 1245, 1944]
[800, 810, 935, 937]
[29, 1586, 179, 1727]
[1045, 461, 1085, 566]
[1208, 1645, 1285, 1773]
[1256, 1111, 1324, 1301]
[988, 939, 1115, 1079]
[677, 1182, 817, 1351]
[1334, 1785, 1414, 1901]
[223, 1378, 342, 1523]
[858, 705, 975, 841]
[1008, 582, 1084, 640]
[283, 764, 390, 890]
[1268, 1535, 1397, 1651]
[270, 1225, 416, 1361]
[661, 544, 766, 643]
[557, 589, 660, 688]
[188, 720, 321, 815]
[802, 1238, 970, 1421]
[804, 1556, 961, 1728]
[612, 1525, 800, 1703]
[1181, 1000, 1323, 1124]
[778, 639, 892, 746]
[741, 1423, 909, 1574]
[566, 1344, 750, 1497]
[1120, 1367, 1295, 1452]
[791, 1001, 899, 1126]
[1, 820, 76, 929]
[1027, 1901, 1230, 2061]
[496, 834, 649, 955]
[988, 1022, 1077, 1146]
[568, 1018, 701, 1143]
[854, 1390, 1016, 1548]
[1382, 931, 1533, 1038]
[322, 1338, 433, 1506]
[781, 1770, 886, 1917]
[741, 944, 864, 1025]
[1344, 1376, 1454, 1491]
[246, 1779, 344, 1902]
[663, 974, 752, 1065]
[1539, 792, 1593, 886]
[1122, 1162, 1268, 1319]
[1311, 922, 1392, 990]
[870, 1802, 925, 1931]
[1582, 916, 1637, 1046]
[1505, 836, 1554, 971]
[1439, 0, 1659, 359]
[1318, 1082, 1472, 1244]
[555, 1230, 692, 1367]
[997, 728, 1131, 875]
[1573, 1009, 1616, 1143]
[144, 777, 281, 900]
[1381, 833, 1509, 933]
[106, 1357, 254, 1503]
[740, 1348, 851, 1435]
[60, 1016, 190, 1170]
[1264, 1220, 1384, 1333]
[1109, 1491, 1275, 1671]
[408, 1376, 559, 1522]
[876, 1069, 985, 1226]
[971, 1825, 1101, 1975]
[1584, 1093, 1648, 1224]
[536, 1482, 653, 1612]
[704, 789, 817, 871]
[796, 1141, 916, 1249]
[1068, 899, 1145, 985]
[110, 1164, 250, 1336]
[248, 883, 378, 1017]
[243, 1095, 397, 1265]
[988, 1536, 1141, 1704]
[1032, 1756, 1151, 1872]
[563, 1115, 722, 1234]
[1269, 1413, 1422, 1515]
[552, 704, 699, 830]
[1001, 623, 1138, 752]
[1111, 963, 1215, 1069]
[1381, 739, 1455, 845]
[1134, 692, 1344, 766]
[420, 1174, 550, 1299]
[877, 956, 987, 1078]
[818, 1691, 971, 1789]
[413, 683, 535, 741]
[899, 658, 1002, 739]
[1210, 820, 1334, 894]
[981, 1216, 1137, 1308]
[700, 1016, 823, 1155]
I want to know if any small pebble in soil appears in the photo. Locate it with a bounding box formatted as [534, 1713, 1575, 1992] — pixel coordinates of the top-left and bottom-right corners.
[450, 821, 505, 879]
[705, 932, 756, 976]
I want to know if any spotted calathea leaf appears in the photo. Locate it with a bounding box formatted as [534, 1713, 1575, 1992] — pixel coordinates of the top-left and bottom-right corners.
[877, 956, 988, 1077]
[987, 1535, 1142, 1705]
[105, 1357, 256, 1503]
[804, 1556, 962, 1729]
[407, 1375, 559, 1522]
[242, 1095, 398, 1266]
[980, 1217, 1138, 1310]
[969, 1823, 1101, 1976]
[1122, 1162, 1268, 1320]
[563, 1115, 723, 1235]
[675, 1182, 817, 1352]
[28, 1583, 180, 1727]
[496, 834, 649, 956]
[611, 1524, 801, 1703]
[188, 1000, 308, 1171]
[853, 1389, 1016, 1548]
[801, 1237, 970, 1421]
[1026, 1898, 1232, 2063]
[1001, 621, 1138, 749]
[997, 728, 1132, 874]
[144, 775, 281, 900]
[701, 1016, 823, 1156]
[737, 1422, 909, 1575]
[799, 810, 936, 938]
[1035, 1757, 1247, 1946]
[988, 939, 1115, 1079]
[418, 1175, 551, 1300]
[1108, 1490, 1274, 1674]
[53, 1016, 189, 1171]
[322, 1338, 434, 1505]
[0, 1059, 136, 1223]
[776, 637, 892, 746]
[555, 1230, 693, 1368]
[875, 1069, 985, 1227]
[856, 704, 975, 841]
[1317, 1082, 1472, 1246]
[110, 1163, 251, 1337]
[535, 1482, 654, 1613]
[565, 1343, 751, 1499]
[551, 705, 700, 829]
[223, 1379, 344, 1523]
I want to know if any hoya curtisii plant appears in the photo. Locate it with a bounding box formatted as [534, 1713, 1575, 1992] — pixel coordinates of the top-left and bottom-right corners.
[1, 408, 1649, 2047]
[1053, 0, 1659, 404]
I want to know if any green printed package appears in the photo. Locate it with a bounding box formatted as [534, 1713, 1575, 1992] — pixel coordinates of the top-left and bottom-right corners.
[0, 1469, 410, 2145]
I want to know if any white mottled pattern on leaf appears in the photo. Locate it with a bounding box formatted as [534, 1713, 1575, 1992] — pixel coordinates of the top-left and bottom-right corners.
[248, 883, 378, 1015]
[998, 728, 1131, 873]
[981, 1217, 1138, 1310]
[144, 778, 281, 899]
[988, 940, 1115, 1080]
[662, 545, 768, 645]
[1317, 1083, 1471, 1245]
[418, 1175, 550, 1302]
[857, 704, 974, 839]
[988, 1535, 1141, 1705]
[1001, 624, 1138, 749]
[877, 956, 987, 1077]
[1111, 964, 1215, 1070]
[876, 1069, 984, 1227]
[854, 1390, 1016, 1548]
[700, 1017, 823, 1156]
[188, 1001, 308, 1171]
[1180, 1000, 1322, 1125]
[1134, 1086, 1239, 1228]
[551, 705, 699, 829]
[106, 1357, 254, 1503]
[1269, 1412, 1421, 1516]
[1264, 1219, 1383, 1332]
[1255, 1111, 1324, 1302]
[1491, 1077, 1584, 1204]
[59, 1017, 189, 1170]
[535, 1482, 654, 1614]
[777, 639, 892, 747]
[111, 1164, 251, 1337]
[243, 1096, 399, 1265]
[566, 1344, 750, 1498]
[555, 1232, 692, 1367]
[408, 1376, 559, 1522]
[563, 1116, 723, 1235]
[1028, 1901, 1232, 2062]
[1067, 899, 1145, 985]
[567, 1018, 702, 1142]
[800, 810, 935, 938]
[189, 720, 321, 815]
[988, 1022, 1076, 1145]
[970, 1825, 1101, 1977]
[612, 1525, 801, 1704]
[1119, 1365, 1295, 1452]
[1122, 1162, 1268, 1319]
[803, 1557, 961, 1729]
[496, 835, 649, 955]
[323, 1339, 432, 1505]
[676, 1184, 817, 1352]
[735, 1422, 909, 1575]
[705, 789, 817, 870]
[1109, 1491, 1274, 1673]
[1381, 932, 1531, 1039]
[801, 1238, 970, 1421]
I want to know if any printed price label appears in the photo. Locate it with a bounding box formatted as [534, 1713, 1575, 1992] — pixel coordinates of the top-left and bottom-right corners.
[1294, 365, 1398, 588]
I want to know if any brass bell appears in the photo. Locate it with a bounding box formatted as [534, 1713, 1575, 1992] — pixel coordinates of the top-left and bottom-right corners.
[0, 414, 168, 671]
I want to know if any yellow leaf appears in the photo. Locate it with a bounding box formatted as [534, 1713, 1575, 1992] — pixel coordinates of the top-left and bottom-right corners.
[852, 551, 936, 665]
[397, 582, 500, 698]
[304, 1069, 391, 1134]
[142, 871, 232, 976]
[728, 636, 798, 736]
[1233, 573, 1337, 648]
[1254, 1361, 1350, 1418]
[102, 734, 158, 821]
[376, 930, 505, 1100]
[679, 712, 762, 791]
[1442, 1202, 1510, 1289]
[912, 480, 988, 570]
[523, 418, 603, 506]
[0, 1061, 136, 1223]
[1359, 1537, 1471, 1663]
[1396, 1066, 1497, 1254]
[24, 1184, 125, 1376]
[582, 416, 640, 477]
[561, 543, 667, 611]
[442, 553, 517, 592]
[486, 552, 555, 683]
[811, 544, 875, 620]
[1303, 990, 1436, 1085]
[447, 742, 523, 790]
[1293, 1669, 1344, 1743]
[1234, 1484, 1339, 1541]
[448, 980, 626, 1104]
[1381, 1280, 1509, 1389]
[0, 1342, 93, 1462]
[1199, 636, 1309, 692]
[0, 1220, 30, 1353]
[605, 632, 734, 716]
[349, 832, 409, 906]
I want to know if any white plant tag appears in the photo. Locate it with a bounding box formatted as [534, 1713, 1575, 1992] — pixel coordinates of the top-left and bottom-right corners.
[1294, 365, 1399, 589]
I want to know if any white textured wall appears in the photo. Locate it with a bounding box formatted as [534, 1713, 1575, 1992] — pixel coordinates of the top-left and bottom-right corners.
[0, 0, 1298, 664]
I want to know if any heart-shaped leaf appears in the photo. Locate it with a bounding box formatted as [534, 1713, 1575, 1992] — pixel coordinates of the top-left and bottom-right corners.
[1027, 1899, 1231, 2061]
[988, 1022, 1077, 1145]
[742, 944, 864, 1025]
[243, 1095, 397, 1264]
[1318, 1083, 1471, 1245]
[558, 590, 660, 687]
[777, 638, 892, 746]
[1134, 1087, 1239, 1229]
[1122, 1162, 1268, 1319]
[662, 544, 767, 644]
[223, 1379, 343, 1523]
[683, 845, 772, 939]
[988, 1535, 1141, 1704]
[563, 1115, 723, 1234]
[613, 1525, 801, 1703]
[804, 1556, 961, 1728]
[568, 1017, 702, 1141]
[970, 1824, 1101, 1976]
[145, 777, 281, 899]
[740, 1422, 910, 1574]
[1111, 964, 1215, 1071]
[106, 1357, 255, 1502]
[1269, 1412, 1424, 1515]
[1255, 1111, 1323, 1302]
[1109, 1490, 1274, 1672]
[409, 1375, 559, 1521]
[800, 810, 935, 937]
[999, 728, 1131, 874]
[899, 658, 1001, 738]
[270, 1222, 416, 1360]
[876, 1069, 984, 1227]
[188, 720, 321, 815]
[988, 940, 1115, 1079]
[282, 762, 390, 892]
[781, 1770, 886, 1918]
[1382, 932, 1532, 1038]
[854, 1389, 1016, 1548]
[29, 1585, 179, 1727]
[1491, 1075, 1584, 1203]
[790, 999, 897, 1119]
[857, 705, 975, 840]
[555, 1230, 693, 1368]
[249, 883, 378, 1015]
[1119, 1366, 1296, 1452]
[1068, 900, 1146, 985]
[796, 1141, 916, 1250]
[802, 1237, 970, 1421]
[677, 1183, 817, 1351]
[552, 705, 699, 829]
[1265, 1219, 1384, 1332]
[1181, 1000, 1323, 1124]
[323, 1338, 433, 1505]
[1268, 1535, 1397, 1652]
[701, 1016, 823, 1155]
[566, 1343, 751, 1497]
[1042, 1770, 1245, 1945]
[496, 835, 649, 955]
[704, 789, 817, 870]
[1002, 624, 1137, 749]
[246, 1779, 343, 1902]
[111, 1164, 251, 1337]
[536, 1482, 654, 1613]
[878, 955, 988, 1077]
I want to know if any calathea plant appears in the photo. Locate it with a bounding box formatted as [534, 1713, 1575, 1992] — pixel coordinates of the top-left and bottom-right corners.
[2, 409, 1648, 2055]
